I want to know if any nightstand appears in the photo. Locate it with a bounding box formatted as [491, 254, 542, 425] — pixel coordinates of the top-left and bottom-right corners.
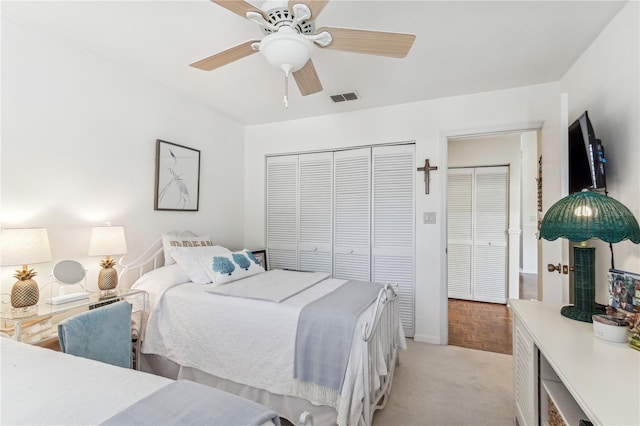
[1, 288, 147, 364]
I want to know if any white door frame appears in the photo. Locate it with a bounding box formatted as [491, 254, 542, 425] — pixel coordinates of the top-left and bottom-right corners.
[439, 121, 544, 344]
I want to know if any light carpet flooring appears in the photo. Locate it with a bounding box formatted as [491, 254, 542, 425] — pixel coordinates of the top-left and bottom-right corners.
[372, 339, 515, 426]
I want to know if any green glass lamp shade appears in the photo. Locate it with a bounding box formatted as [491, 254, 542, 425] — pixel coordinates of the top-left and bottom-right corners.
[539, 191, 640, 322]
[539, 191, 640, 243]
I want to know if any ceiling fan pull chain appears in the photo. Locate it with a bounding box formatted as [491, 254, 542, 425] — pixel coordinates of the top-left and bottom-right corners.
[284, 71, 289, 108]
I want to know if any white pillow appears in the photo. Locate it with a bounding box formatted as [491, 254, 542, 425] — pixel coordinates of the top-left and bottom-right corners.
[161, 232, 207, 265]
[168, 244, 231, 284]
[201, 249, 265, 286]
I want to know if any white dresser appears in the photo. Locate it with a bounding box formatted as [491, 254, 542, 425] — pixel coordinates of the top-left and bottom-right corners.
[510, 299, 639, 426]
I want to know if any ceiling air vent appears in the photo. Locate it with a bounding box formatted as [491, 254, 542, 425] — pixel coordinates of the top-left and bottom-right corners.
[330, 91, 359, 103]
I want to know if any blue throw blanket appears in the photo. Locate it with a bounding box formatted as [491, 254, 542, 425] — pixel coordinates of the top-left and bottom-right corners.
[101, 380, 281, 426]
[58, 300, 132, 368]
[294, 280, 383, 403]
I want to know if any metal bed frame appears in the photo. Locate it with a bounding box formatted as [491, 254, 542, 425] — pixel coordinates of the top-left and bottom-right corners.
[119, 234, 401, 426]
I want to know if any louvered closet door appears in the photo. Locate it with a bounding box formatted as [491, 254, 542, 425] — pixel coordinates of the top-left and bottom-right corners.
[298, 152, 333, 273]
[371, 145, 415, 337]
[334, 148, 371, 281]
[447, 169, 474, 300]
[474, 166, 508, 303]
[266, 155, 298, 270]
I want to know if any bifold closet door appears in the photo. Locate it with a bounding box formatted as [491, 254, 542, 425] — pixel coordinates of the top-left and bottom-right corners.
[298, 152, 333, 273]
[333, 148, 371, 281]
[447, 166, 508, 303]
[447, 169, 474, 300]
[266, 155, 298, 270]
[474, 166, 508, 304]
[371, 145, 415, 336]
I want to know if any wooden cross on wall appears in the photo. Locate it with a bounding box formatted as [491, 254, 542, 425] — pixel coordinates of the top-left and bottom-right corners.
[417, 159, 438, 194]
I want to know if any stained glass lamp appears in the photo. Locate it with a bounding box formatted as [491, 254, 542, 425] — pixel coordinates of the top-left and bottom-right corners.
[539, 190, 640, 322]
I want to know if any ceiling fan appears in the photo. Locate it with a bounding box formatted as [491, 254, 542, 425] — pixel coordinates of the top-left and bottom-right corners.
[190, 0, 416, 105]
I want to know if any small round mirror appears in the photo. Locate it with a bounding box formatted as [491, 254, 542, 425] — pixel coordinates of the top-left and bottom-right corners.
[52, 260, 86, 285]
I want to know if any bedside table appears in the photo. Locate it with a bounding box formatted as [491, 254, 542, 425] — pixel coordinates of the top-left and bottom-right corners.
[1, 288, 147, 353]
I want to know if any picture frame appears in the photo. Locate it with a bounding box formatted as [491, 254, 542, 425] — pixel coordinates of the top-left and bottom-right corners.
[251, 249, 268, 271]
[608, 268, 640, 314]
[154, 139, 200, 211]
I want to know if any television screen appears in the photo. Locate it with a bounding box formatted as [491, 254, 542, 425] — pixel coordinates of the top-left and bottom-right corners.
[568, 111, 606, 193]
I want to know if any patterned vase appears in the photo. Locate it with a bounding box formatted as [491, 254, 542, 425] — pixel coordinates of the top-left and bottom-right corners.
[11, 279, 40, 308]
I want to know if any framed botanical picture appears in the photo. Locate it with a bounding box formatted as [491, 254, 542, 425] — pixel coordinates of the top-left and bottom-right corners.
[154, 139, 200, 211]
[251, 249, 268, 271]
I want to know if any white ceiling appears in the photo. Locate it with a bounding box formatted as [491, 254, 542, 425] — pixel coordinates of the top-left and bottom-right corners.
[1, 0, 626, 125]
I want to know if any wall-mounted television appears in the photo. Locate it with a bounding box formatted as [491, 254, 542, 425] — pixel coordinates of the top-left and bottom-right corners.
[568, 111, 607, 194]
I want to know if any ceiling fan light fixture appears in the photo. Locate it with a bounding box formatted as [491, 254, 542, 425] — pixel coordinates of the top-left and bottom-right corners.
[259, 26, 313, 73]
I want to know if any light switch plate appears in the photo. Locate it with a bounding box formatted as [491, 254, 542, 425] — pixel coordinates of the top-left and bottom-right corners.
[423, 212, 436, 224]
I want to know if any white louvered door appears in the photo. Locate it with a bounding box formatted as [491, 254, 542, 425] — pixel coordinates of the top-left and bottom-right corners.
[447, 169, 474, 300]
[298, 152, 333, 273]
[474, 167, 508, 303]
[447, 166, 508, 303]
[371, 145, 415, 336]
[266, 155, 298, 270]
[267, 144, 416, 333]
[333, 148, 371, 281]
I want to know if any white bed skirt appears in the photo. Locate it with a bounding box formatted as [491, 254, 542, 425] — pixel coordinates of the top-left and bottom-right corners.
[141, 353, 338, 426]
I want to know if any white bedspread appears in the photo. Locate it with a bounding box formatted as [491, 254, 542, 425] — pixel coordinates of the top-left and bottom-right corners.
[1, 338, 171, 425]
[134, 269, 401, 426]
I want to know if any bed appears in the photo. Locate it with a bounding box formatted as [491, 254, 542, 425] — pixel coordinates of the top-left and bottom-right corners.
[120, 233, 405, 426]
[0, 337, 282, 425]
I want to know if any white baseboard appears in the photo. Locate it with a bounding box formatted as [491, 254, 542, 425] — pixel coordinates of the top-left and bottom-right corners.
[413, 334, 443, 344]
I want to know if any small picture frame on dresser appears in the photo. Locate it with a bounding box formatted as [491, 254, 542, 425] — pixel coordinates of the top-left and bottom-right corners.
[251, 249, 267, 271]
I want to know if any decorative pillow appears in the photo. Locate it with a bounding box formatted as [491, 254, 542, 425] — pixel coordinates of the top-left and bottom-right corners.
[161, 231, 202, 265]
[201, 249, 265, 286]
[168, 244, 231, 284]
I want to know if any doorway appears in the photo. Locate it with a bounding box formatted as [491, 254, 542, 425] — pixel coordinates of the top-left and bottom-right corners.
[445, 130, 540, 353]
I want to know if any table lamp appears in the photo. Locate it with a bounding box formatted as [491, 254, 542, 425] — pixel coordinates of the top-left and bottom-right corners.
[1, 228, 53, 312]
[88, 225, 127, 295]
[539, 190, 640, 322]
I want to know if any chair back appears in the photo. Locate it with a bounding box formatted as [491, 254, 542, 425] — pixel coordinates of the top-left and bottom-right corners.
[58, 301, 132, 368]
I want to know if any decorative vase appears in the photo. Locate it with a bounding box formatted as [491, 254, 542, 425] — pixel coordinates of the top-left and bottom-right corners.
[11, 279, 40, 308]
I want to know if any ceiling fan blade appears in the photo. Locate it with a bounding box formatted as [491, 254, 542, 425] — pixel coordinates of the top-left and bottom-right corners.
[190, 40, 260, 71]
[289, 0, 329, 20]
[317, 27, 416, 58]
[211, 0, 267, 20]
[293, 60, 323, 96]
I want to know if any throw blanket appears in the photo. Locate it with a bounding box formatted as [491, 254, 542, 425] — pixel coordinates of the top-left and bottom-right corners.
[207, 269, 330, 302]
[101, 380, 281, 426]
[293, 280, 383, 407]
[58, 300, 132, 368]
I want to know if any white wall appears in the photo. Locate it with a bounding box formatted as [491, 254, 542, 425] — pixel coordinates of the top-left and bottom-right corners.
[1, 16, 246, 293]
[559, 1, 640, 304]
[448, 134, 523, 300]
[244, 83, 562, 343]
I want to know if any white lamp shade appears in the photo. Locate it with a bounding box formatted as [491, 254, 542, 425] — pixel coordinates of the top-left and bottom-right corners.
[1, 228, 53, 266]
[88, 226, 127, 256]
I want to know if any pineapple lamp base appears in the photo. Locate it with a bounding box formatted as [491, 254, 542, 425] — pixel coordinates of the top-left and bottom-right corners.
[97, 257, 118, 298]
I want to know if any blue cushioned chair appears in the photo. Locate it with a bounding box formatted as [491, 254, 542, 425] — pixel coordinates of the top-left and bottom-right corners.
[58, 300, 132, 368]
